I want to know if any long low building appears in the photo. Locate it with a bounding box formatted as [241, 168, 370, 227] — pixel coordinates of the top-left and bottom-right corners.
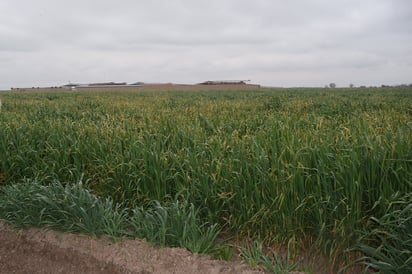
[11, 81, 260, 92]
[198, 80, 251, 85]
[68, 82, 260, 91]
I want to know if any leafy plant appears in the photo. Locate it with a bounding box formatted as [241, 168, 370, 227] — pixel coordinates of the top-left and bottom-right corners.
[0, 179, 220, 254]
[130, 200, 220, 254]
[240, 239, 299, 273]
[346, 193, 412, 273]
[0, 179, 128, 237]
[212, 243, 236, 261]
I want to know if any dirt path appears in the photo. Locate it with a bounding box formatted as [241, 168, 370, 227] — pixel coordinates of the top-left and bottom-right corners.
[0, 222, 265, 274]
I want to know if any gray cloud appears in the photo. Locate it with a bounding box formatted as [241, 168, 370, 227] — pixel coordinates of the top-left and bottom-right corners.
[1, 0, 412, 89]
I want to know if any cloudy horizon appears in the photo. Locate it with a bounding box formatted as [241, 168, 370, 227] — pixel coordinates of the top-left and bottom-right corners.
[1, 0, 411, 90]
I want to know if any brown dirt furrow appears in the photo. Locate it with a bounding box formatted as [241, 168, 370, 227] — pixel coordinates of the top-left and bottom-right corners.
[0, 222, 265, 274]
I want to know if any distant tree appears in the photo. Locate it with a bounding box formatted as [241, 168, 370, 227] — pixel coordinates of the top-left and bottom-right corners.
[329, 83, 336, 88]
[349, 83, 354, 88]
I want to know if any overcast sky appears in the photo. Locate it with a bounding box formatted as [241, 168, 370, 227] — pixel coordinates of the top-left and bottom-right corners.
[1, 0, 411, 89]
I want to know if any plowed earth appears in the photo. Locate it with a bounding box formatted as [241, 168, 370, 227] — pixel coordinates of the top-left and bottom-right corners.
[0, 222, 265, 274]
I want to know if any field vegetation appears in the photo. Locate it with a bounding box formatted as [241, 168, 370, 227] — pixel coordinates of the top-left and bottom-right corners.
[0, 87, 411, 273]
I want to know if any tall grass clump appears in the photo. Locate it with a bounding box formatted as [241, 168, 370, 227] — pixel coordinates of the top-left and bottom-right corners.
[346, 192, 412, 273]
[0, 179, 220, 254]
[0, 179, 128, 237]
[240, 239, 300, 273]
[130, 200, 220, 253]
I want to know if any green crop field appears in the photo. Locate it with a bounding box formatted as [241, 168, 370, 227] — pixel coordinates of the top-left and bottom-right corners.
[0, 87, 411, 272]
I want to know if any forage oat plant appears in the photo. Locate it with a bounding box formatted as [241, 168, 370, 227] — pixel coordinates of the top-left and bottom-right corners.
[0, 87, 411, 270]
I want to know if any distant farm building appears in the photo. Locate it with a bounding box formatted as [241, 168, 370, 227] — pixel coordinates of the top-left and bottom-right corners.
[199, 80, 250, 85]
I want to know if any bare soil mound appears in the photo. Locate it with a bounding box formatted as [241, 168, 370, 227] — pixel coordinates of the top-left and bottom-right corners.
[0, 222, 265, 274]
